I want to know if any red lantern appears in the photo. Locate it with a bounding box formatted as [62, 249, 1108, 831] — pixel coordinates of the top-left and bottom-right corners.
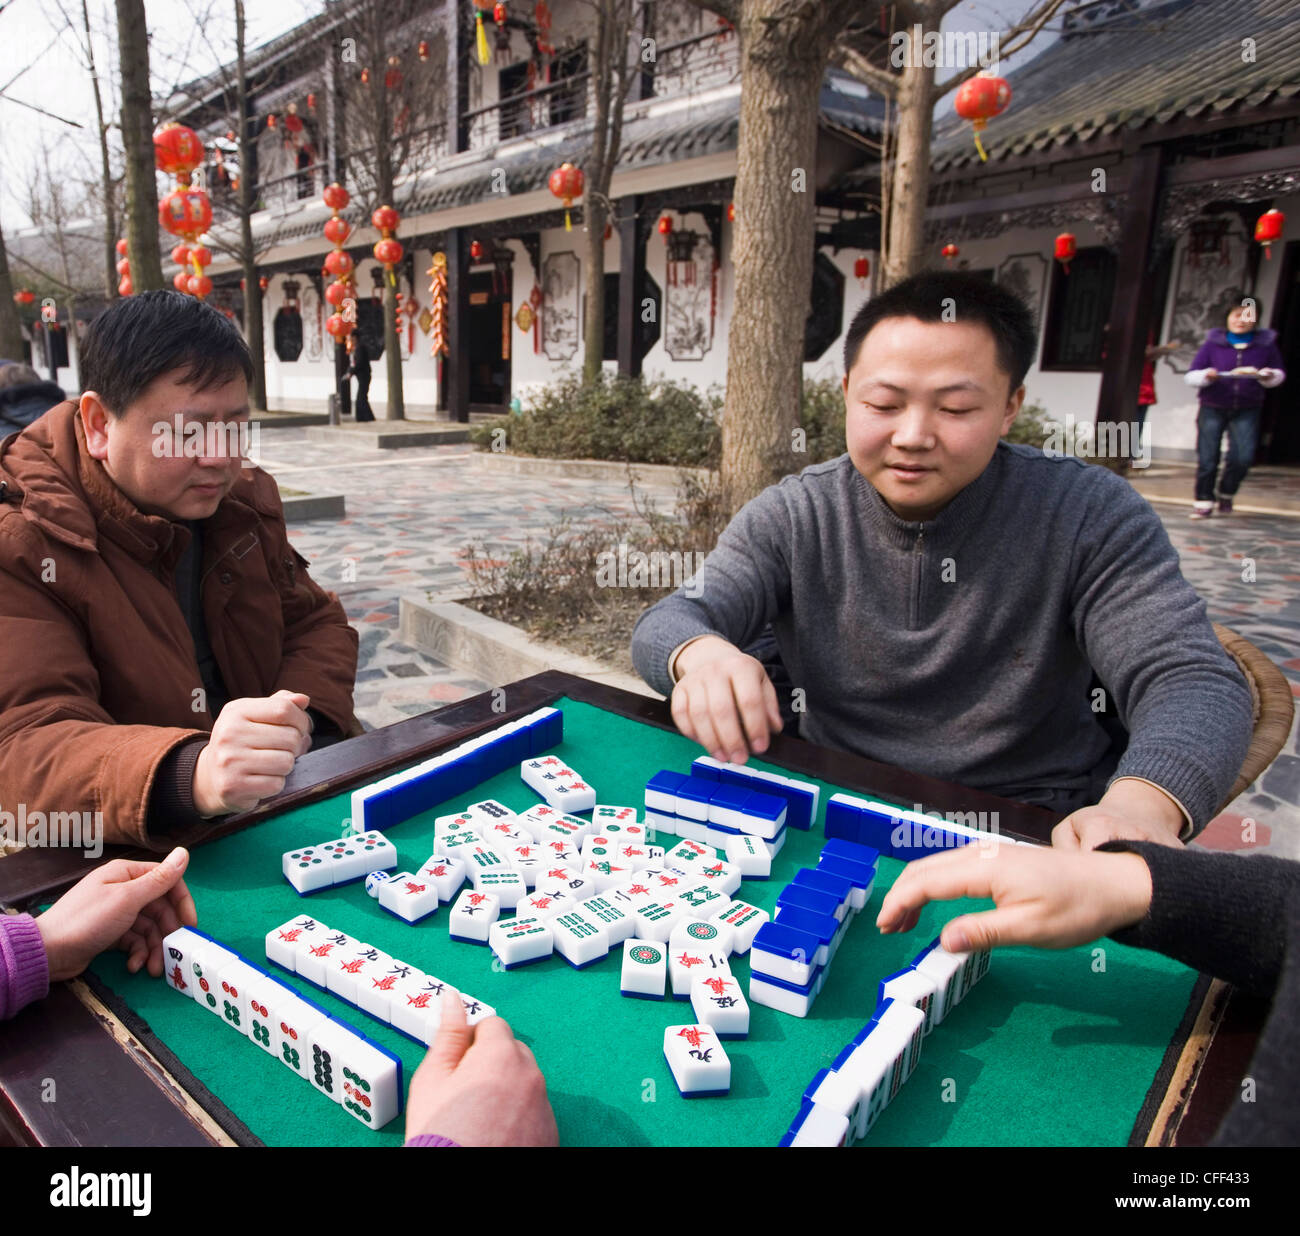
[372, 205, 400, 232]
[360, 67, 370, 85]
[324, 216, 352, 245]
[284, 106, 304, 134]
[941, 243, 960, 263]
[171, 243, 191, 266]
[324, 250, 355, 277]
[307, 93, 317, 111]
[726, 202, 736, 223]
[385, 56, 402, 90]
[325, 314, 354, 340]
[470, 239, 484, 261]
[188, 274, 213, 299]
[323, 183, 350, 210]
[953, 73, 1012, 162]
[854, 256, 870, 282]
[266, 114, 277, 129]
[418, 39, 430, 61]
[190, 245, 212, 268]
[658, 215, 673, 241]
[159, 187, 213, 239]
[1054, 232, 1076, 274]
[116, 257, 131, 276]
[259, 276, 269, 292]
[173, 271, 191, 292]
[547, 161, 584, 231]
[153, 122, 203, 183]
[118, 275, 133, 296]
[1255, 208, 1284, 260]
[326, 280, 351, 307]
[115, 237, 128, 257]
[494, 2, 507, 26]
[13, 288, 35, 306]
[374, 238, 405, 266]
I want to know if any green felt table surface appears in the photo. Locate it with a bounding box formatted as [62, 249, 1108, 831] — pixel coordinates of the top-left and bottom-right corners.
[90, 697, 1199, 1147]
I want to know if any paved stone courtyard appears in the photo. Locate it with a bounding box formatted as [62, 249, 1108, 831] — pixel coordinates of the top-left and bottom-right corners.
[259, 427, 1300, 863]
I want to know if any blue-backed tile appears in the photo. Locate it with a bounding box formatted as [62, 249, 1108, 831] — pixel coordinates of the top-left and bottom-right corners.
[792, 866, 854, 907]
[776, 883, 842, 920]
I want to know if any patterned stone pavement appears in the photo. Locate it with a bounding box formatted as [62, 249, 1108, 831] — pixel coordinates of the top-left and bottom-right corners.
[259, 428, 1299, 862]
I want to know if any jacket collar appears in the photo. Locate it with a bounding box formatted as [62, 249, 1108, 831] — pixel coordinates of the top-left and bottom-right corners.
[854, 442, 1004, 550]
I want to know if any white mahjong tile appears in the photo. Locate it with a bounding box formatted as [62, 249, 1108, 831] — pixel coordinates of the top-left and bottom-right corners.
[574, 894, 634, 940]
[748, 972, 817, 1018]
[265, 916, 322, 973]
[458, 993, 496, 1026]
[615, 842, 663, 871]
[325, 942, 392, 1007]
[620, 938, 667, 999]
[244, 969, 290, 1058]
[479, 818, 530, 845]
[466, 798, 517, 824]
[473, 868, 526, 909]
[724, 833, 771, 878]
[296, 928, 358, 987]
[539, 840, 582, 869]
[416, 852, 467, 902]
[520, 888, 569, 920]
[582, 856, 635, 892]
[378, 872, 440, 923]
[389, 973, 444, 1044]
[669, 938, 732, 999]
[519, 806, 590, 846]
[189, 936, 238, 1016]
[580, 833, 615, 858]
[337, 1033, 402, 1131]
[675, 882, 732, 920]
[449, 888, 500, 942]
[591, 805, 642, 837]
[710, 900, 769, 953]
[433, 812, 482, 848]
[535, 866, 595, 905]
[670, 816, 710, 845]
[318, 836, 377, 885]
[664, 838, 717, 870]
[440, 831, 487, 857]
[282, 844, 333, 894]
[692, 858, 742, 897]
[550, 910, 610, 967]
[489, 915, 555, 969]
[663, 1024, 730, 1096]
[212, 958, 260, 1036]
[161, 927, 205, 999]
[881, 967, 942, 1037]
[463, 842, 511, 882]
[690, 972, 749, 1037]
[272, 991, 328, 1080]
[504, 842, 547, 887]
[356, 958, 420, 1023]
[670, 916, 736, 954]
[306, 1017, 352, 1104]
[633, 897, 688, 943]
[913, 945, 968, 1025]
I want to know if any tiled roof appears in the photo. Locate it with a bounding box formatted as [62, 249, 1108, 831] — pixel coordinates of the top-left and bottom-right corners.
[931, 0, 1300, 172]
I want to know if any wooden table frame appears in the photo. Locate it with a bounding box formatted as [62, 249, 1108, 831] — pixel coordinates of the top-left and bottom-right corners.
[0, 671, 1258, 1147]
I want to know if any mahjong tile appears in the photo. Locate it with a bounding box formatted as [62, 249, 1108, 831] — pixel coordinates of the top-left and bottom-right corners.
[244, 970, 290, 1057]
[550, 910, 610, 967]
[416, 853, 467, 901]
[356, 959, 419, 1022]
[710, 900, 769, 953]
[378, 872, 440, 923]
[189, 935, 238, 1016]
[633, 897, 688, 943]
[693, 859, 742, 897]
[663, 1024, 729, 1096]
[449, 888, 500, 943]
[161, 927, 204, 999]
[504, 842, 547, 886]
[272, 992, 328, 1080]
[325, 942, 392, 1007]
[338, 1032, 403, 1131]
[489, 915, 555, 969]
[213, 958, 259, 1036]
[264, 916, 322, 973]
[620, 938, 666, 999]
[282, 844, 332, 894]
[690, 972, 749, 1038]
[389, 973, 444, 1044]
[298, 929, 359, 988]
[306, 1018, 352, 1104]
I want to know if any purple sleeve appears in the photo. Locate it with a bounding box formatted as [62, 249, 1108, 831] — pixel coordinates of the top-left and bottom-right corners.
[1189, 340, 1214, 372]
[0, 914, 50, 1020]
[404, 1133, 461, 1147]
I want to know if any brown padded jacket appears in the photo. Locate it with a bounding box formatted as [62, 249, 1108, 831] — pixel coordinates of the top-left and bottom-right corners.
[0, 401, 358, 848]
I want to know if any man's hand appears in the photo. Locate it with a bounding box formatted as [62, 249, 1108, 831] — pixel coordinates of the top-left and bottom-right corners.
[36, 848, 198, 982]
[405, 992, 558, 1146]
[670, 636, 783, 765]
[876, 841, 1153, 953]
[193, 690, 313, 817]
[1052, 778, 1186, 851]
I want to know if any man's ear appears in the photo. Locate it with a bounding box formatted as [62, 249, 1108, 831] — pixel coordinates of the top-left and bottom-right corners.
[1001, 384, 1027, 435]
[79, 392, 112, 461]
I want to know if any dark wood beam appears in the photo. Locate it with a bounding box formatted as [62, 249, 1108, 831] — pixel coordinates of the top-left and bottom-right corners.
[446, 2, 470, 156]
[617, 193, 645, 378]
[443, 226, 471, 422]
[1095, 144, 1166, 434]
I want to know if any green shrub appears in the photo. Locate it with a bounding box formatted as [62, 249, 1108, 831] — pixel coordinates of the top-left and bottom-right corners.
[1004, 399, 1052, 449]
[800, 378, 847, 462]
[469, 372, 722, 467]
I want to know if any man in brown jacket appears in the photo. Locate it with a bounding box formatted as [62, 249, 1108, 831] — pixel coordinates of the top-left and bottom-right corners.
[0, 291, 359, 849]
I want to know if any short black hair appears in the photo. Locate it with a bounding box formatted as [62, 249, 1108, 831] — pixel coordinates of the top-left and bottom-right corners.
[842, 270, 1038, 394]
[79, 290, 253, 416]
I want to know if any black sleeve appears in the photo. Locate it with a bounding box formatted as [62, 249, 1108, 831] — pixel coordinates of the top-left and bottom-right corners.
[1101, 840, 1299, 997]
[146, 737, 213, 840]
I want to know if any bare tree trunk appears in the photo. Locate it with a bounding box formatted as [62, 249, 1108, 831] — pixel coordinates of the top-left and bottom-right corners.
[721, 0, 835, 514]
[881, 52, 935, 288]
[82, 0, 118, 299]
[115, 0, 163, 290]
[582, 196, 609, 383]
[0, 218, 24, 362]
[367, 2, 404, 420]
[235, 0, 266, 409]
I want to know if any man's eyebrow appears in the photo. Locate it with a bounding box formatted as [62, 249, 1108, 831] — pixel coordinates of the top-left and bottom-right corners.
[857, 380, 986, 395]
[175, 406, 251, 420]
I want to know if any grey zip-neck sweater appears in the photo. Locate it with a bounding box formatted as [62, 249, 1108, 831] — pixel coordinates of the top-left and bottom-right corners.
[631, 444, 1254, 834]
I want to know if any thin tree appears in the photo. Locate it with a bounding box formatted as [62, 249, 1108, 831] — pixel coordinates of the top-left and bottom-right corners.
[234, 0, 266, 410]
[576, 0, 639, 383]
[115, 0, 164, 289]
[336, 0, 444, 420]
[836, 0, 1065, 287]
[0, 217, 25, 362]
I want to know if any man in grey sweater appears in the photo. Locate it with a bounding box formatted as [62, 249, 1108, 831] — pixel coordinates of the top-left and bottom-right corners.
[631, 271, 1253, 848]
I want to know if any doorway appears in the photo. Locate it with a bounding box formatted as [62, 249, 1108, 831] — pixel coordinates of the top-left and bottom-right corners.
[1261, 239, 1300, 465]
[467, 269, 512, 409]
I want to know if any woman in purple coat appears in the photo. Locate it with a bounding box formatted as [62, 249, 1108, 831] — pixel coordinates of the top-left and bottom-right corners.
[1184, 299, 1286, 517]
